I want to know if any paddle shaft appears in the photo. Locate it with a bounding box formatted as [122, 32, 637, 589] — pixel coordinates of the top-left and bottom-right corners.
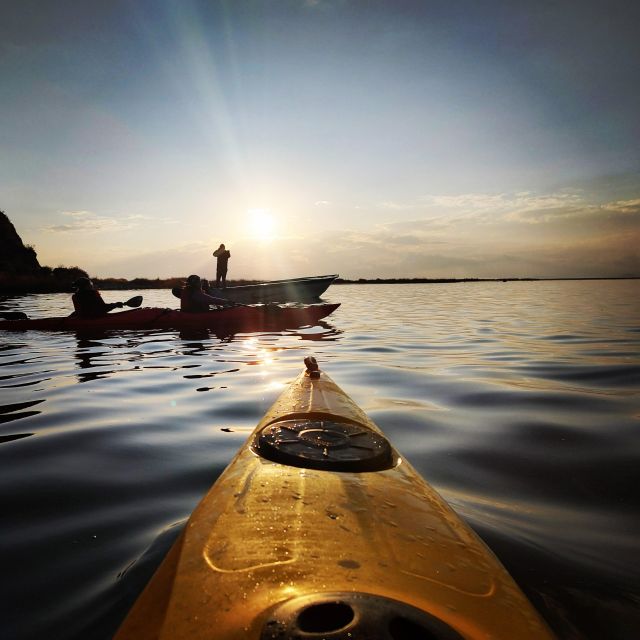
[0, 295, 141, 321]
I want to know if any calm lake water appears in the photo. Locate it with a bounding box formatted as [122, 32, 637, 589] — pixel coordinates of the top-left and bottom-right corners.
[1, 281, 639, 639]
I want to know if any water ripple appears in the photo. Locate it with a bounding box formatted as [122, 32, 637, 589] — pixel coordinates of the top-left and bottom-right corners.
[0, 281, 639, 639]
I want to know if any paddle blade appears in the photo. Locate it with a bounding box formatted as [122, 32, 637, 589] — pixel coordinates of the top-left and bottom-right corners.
[125, 296, 143, 308]
[171, 286, 182, 299]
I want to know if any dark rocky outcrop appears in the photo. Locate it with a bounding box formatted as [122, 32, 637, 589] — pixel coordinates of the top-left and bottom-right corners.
[0, 211, 90, 293]
[0, 211, 41, 273]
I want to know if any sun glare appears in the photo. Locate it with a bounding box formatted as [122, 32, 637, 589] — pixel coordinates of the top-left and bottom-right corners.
[248, 208, 276, 241]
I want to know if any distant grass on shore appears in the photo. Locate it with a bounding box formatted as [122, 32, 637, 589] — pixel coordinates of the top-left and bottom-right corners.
[0, 274, 533, 295]
[1, 273, 637, 295]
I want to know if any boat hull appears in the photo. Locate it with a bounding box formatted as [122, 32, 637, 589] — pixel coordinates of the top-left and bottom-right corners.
[0, 304, 339, 332]
[208, 274, 337, 303]
[114, 362, 555, 640]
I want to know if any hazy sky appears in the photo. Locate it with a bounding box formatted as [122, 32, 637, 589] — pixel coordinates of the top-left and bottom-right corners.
[2, 0, 639, 279]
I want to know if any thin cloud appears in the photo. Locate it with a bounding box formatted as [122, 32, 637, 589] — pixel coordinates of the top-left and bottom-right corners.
[302, 0, 341, 8]
[368, 191, 594, 227]
[427, 192, 586, 223]
[602, 198, 640, 214]
[42, 211, 162, 234]
[411, 190, 640, 226]
[359, 188, 640, 246]
[379, 200, 419, 211]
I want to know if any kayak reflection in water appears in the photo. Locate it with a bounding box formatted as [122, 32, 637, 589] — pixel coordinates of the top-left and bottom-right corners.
[71, 277, 124, 317]
[180, 274, 229, 312]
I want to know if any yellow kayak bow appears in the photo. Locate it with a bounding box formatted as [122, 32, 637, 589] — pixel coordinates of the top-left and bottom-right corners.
[115, 357, 555, 640]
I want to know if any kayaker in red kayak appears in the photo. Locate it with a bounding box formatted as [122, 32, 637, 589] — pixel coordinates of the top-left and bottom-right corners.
[213, 243, 231, 288]
[71, 277, 124, 317]
[181, 274, 229, 312]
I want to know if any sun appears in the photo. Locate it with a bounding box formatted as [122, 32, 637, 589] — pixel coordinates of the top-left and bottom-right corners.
[247, 208, 276, 241]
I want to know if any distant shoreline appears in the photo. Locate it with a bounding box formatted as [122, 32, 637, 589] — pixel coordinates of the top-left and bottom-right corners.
[1, 275, 638, 295]
[334, 277, 640, 284]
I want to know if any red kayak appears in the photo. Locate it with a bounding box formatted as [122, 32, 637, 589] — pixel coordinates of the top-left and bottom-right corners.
[0, 303, 339, 332]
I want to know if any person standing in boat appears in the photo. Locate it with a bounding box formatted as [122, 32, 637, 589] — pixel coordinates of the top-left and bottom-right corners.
[213, 243, 231, 289]
[181, 275, 228, 312]
[71, 277, 124, 317]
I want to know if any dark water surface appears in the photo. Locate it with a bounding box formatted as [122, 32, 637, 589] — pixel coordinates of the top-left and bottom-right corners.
[1, 281, 638, 639]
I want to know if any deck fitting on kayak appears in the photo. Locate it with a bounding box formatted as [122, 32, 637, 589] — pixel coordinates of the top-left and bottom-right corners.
[260, 592, 464, 639]
[304, 355, 320, 378]
[253, 418, 395, 472]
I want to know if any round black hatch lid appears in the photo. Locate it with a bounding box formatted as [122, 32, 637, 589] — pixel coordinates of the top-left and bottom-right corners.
[253, 419, 394, 472]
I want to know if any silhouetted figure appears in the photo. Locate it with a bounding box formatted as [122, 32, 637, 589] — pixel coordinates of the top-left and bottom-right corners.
[180, 275, 228, 312]
[213, 243, 231, 288]
[71, 277, 123, 317]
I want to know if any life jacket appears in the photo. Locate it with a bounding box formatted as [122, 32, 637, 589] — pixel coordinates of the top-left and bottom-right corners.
[180, 287, 209, 313]
[72, 290, 107, 317]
